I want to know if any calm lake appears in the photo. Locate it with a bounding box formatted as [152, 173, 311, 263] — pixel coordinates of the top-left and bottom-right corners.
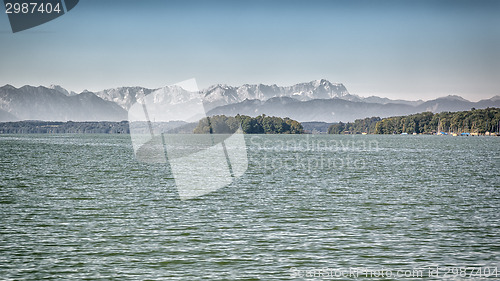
[1, 134, 499, 280]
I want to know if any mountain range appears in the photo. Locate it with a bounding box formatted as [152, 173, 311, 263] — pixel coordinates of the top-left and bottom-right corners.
[0, 85, 126, 121]
[1, 80, 498, 122]
[207, 95, 500, 122]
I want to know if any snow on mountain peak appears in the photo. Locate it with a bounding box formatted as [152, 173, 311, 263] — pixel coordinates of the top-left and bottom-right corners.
[201, 79, 350, 108]
[48, 84, 77, 96]
[91, 79, 351, 110]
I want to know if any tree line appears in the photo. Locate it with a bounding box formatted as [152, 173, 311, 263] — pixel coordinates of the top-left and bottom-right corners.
[0, 121, 130, 134]
[193, 114, 304, 134]
[328, 108, 500, 134]
[0, 116, 304, 135]
[4, 108, 497, 135]
[327, 117, 381, 134]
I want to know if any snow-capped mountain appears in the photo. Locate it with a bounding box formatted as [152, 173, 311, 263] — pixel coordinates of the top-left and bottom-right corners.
[91, 79, 350, 110]
[89, 79, 430, 112]
[150, 85, 204, 105]
[49, 84, 78, 96]
[1, 80, 498, 122]
[201, 79, 349, 110]
[95, 87, 154, 110]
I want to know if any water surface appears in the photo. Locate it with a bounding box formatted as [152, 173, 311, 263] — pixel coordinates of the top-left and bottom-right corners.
[0, 134, 499, 280]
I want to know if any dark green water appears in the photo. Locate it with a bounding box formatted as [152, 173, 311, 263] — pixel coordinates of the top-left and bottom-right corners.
[1, 134, 499, 280]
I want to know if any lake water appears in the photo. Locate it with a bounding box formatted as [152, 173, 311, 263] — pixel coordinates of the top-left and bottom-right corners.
[1, 134, 499, 280]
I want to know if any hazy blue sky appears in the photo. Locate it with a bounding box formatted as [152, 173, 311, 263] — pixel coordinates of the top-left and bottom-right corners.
[0, 0, 499, 101]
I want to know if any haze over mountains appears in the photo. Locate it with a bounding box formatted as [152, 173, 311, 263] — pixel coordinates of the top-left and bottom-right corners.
[208, 95, 500, 122]
[1, 80, 498, 122]
[0, 85, 126, 122]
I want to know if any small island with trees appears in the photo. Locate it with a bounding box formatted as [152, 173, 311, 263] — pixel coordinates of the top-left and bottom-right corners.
[193, 114, 304, 134]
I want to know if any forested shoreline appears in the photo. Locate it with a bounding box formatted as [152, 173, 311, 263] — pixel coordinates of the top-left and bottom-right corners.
[328, 108, 500, 135]
[1, 108, 498, 135]
[0, 121, 130, 134]
[0, 115, 305, 134]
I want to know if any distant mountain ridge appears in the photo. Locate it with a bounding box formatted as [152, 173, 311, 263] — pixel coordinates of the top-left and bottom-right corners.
[0, 85, 126, 121]
[95, 86, 154, 110]
[88, 79, 350, 111]
[207, 95, 500, 122]
[0, 80, 498, 122]
[200, 79, 349, 110]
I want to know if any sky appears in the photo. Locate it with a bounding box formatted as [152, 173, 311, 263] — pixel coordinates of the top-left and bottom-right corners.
[0, 0, 499, 101]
